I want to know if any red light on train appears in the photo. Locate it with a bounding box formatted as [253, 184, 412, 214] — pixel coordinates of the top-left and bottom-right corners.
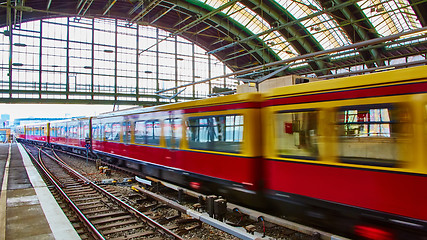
[190, 182, 201, 190]
[354, 225, 394, 240]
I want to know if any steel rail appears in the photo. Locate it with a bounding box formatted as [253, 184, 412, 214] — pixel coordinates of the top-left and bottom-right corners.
[22, 145, 105, 240]
[45, 148, 184, 240]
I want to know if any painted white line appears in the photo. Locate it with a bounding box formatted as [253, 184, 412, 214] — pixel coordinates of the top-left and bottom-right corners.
[17, 143, 80, 240]
[0, 143, 12, 240]
[0, 143, 12, 239]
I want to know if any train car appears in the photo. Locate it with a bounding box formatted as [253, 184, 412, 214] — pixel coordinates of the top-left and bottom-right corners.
[24, 122, 50, 146]
[92, 93, 263, 202]
[262, 65, 427, 239]
[50, 118, 91, 154]
[15, 125, 25, 141]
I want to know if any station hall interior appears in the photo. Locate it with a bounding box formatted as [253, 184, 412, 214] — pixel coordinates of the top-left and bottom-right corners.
[0, 1, 427, 240]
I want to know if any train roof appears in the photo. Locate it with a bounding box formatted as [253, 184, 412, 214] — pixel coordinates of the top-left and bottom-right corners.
[266, 65, 427, 98]
[96, 92, 262, 118]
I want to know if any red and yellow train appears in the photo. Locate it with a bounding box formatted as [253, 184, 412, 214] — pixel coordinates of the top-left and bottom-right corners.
[17, 65, 427, 239]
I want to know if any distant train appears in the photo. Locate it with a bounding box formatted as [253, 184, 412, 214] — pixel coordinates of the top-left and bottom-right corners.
[17, 65, 427, 239]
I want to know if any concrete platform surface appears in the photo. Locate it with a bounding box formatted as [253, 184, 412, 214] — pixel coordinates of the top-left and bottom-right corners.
[0, 143, 80, 240]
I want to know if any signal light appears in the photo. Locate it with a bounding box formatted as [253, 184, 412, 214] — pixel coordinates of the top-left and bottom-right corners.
[354, 225, 394, 240]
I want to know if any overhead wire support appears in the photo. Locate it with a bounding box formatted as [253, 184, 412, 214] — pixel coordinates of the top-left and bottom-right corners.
[155, 25, 427, 94]
[138, 0, 239, 55]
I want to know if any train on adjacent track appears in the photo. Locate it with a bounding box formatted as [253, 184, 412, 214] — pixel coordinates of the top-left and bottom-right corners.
[17, 65, 427, 239]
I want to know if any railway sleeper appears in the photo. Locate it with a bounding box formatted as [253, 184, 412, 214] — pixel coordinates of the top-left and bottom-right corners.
[82, 208, 112, 215]
[102, 223, 146, 235]
[96, 219, 139, 231]
[91, 215, 133, 225]
[86, 211, 127, 220]
[108, 230, 155, 240]
[75, 201, 104, 207]
[78, 203, 105, 210]
[73, 196, 103, 202]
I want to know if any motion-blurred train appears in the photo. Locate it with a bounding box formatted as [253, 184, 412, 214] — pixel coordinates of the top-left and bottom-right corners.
[16, 65, 427, 239]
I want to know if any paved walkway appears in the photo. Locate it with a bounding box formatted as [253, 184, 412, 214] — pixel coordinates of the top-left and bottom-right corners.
[0, 143, 80, 240]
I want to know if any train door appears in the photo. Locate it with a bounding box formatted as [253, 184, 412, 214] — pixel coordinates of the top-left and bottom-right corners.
[164, 117, 182, 167]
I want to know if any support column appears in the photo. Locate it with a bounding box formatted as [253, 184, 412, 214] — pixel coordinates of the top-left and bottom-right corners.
[39, 20, 43, 99]
[192, 42, 195, 99]
[174, 35, 178, 102]
[136, 25, 139, 102]
[156, 28, 159, 103]
[114, 18, 118, 102]
[66, 17, 70, 99]
[208, 54, 211, 95]
[7, 0, 12, 99]
[91, 18, 95, 100]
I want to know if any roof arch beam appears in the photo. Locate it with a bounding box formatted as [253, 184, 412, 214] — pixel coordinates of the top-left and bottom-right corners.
[242, 0, 327, 74]
[319, 0, 385, 68]
[158, 0, 280, 70]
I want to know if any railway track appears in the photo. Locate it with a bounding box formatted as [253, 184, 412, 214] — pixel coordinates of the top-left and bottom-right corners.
[23, 145, 187, 240]
[23, 143, 348, 240]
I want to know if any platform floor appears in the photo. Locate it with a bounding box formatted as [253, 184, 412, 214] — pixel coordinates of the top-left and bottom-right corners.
[0, 143, 80, 240]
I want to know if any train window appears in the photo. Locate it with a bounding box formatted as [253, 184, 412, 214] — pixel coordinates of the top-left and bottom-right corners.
[187, 114, 243, 153]
[123, 121, 131, 143]
[60, 126, 65, 137]
[92, 124, 99, 140]
[165, 118, 182, 148]
[275, 111, 319, 159]
[50, 127, 55, 137]
[146, 120, 161, 145]
[104, 123, 112, 140]
[72, 126, 78, 138]
[83, 124, 89, 138]
[336, 105, 407, 167]
[135, 121, 146, 144]
[111, 123, 121, 141]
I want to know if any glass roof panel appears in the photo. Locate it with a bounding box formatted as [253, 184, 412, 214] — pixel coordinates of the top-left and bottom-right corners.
[201, 0, 293, 59]
[357, 0, 422, 37]
[274, 0, 351, 50]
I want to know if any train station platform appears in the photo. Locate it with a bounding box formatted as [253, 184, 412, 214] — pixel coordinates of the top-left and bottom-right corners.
[0, 143, 80, 240]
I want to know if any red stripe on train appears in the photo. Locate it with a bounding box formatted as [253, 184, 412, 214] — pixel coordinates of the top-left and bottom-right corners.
[264, 82, 427, 107]
[183, 102, 261, 114]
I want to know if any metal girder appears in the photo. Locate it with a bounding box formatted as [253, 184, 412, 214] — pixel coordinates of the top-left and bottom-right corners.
[130, 0, 163, 23]
[155, 26, 427, 94]
[150, 5, 176, 24]
[173, 0, 239, 36]
[172, 0, 278, 67]
[137, 0, 278, 69]
[409, 0, 427, 26]
[139, 0, 239, 53]
[319, 0, 384, 68]
[241, 0, 326, 73]
[77, 0, 94, 16]
[206, 0, 360, 71]
[46, 0, 53, 11]
[103, 0, 117, 16]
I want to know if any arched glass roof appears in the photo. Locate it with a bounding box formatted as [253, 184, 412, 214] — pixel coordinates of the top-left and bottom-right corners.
[200, 0, 423, 58]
